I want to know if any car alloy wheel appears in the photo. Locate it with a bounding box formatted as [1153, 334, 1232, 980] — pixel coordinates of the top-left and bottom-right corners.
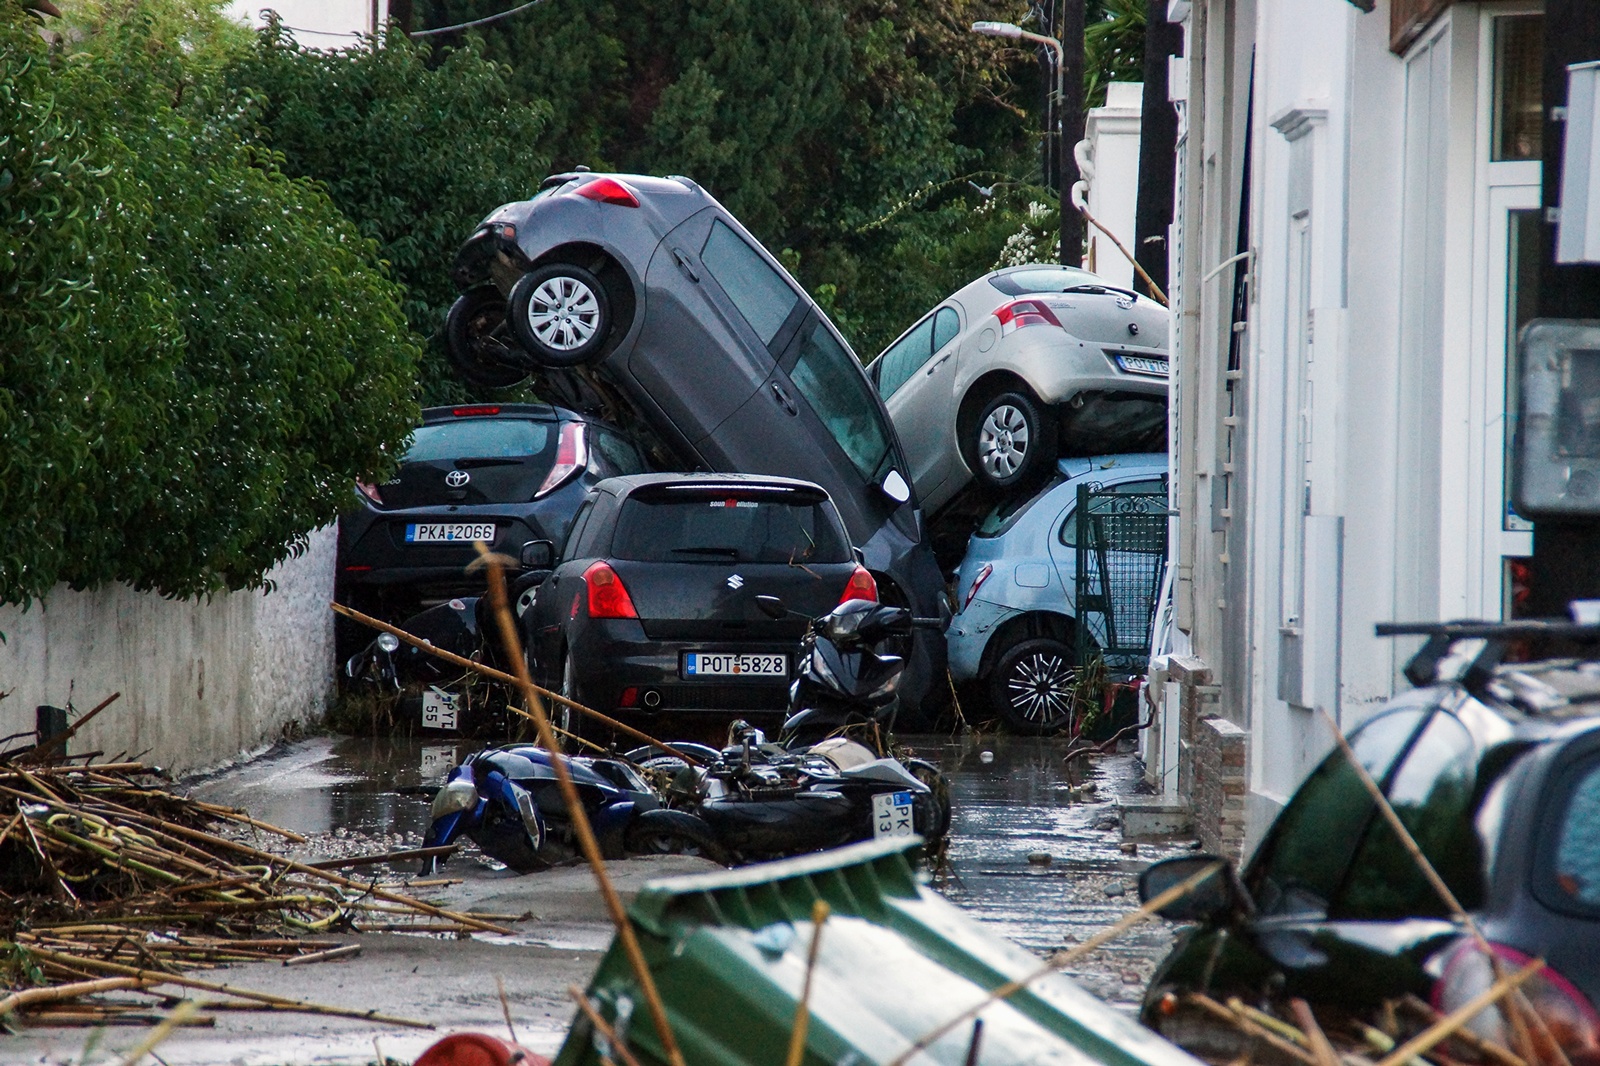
[968, 389, 1055, 492]
[508, 263, 613, 368]
[989, 636, 1076, 735]
[979, 403, 1030, 479]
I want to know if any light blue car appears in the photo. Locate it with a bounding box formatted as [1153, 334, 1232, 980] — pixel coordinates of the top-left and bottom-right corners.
[946, 452, 1168, 734]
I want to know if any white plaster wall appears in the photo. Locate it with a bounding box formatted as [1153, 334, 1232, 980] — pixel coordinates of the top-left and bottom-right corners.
[0, 528, 336, 773]
[227, 0, 388, 46]
[1084, 82, 1145, 288]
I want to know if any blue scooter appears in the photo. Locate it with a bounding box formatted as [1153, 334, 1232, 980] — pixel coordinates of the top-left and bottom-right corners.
[422, 745, 722, 872]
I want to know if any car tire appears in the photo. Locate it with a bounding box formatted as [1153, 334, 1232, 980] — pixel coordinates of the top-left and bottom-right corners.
[556, 651, 599, 748]
[988, 636, 1077, 735]
[508, 263, 612, 367]
[967, 389, 1056, 494]
[445, 286, 530, 388]
[624, 809, 728, 865]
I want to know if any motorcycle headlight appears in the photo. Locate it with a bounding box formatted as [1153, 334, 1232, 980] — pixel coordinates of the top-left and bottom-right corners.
[430, 777, 479, 820]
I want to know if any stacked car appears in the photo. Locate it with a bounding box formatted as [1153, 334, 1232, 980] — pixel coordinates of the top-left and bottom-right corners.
[340, 169, 1171, 741]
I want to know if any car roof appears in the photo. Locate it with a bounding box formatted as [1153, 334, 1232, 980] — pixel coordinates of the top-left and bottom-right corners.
[593, 471, 834, 499]
[1057, 453, 1169, 481]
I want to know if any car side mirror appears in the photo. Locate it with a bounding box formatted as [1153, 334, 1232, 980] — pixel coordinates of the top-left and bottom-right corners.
[1137, 855, 1248, 924]
[520, 539, 555, 569]
[881, 469, 911, 504]
[755, 594, 787, 620]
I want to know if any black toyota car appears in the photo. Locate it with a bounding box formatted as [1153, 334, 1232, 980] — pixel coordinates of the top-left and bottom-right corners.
[336, 404, 649, 651]
[520, 473, 877, 735]
[445, 171, 948, 721]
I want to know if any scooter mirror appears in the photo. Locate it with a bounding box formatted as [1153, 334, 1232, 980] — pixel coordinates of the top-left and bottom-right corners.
[755, 594, 787, 620]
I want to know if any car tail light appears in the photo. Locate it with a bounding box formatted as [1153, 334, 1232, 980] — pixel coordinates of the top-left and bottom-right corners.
[584, 561, 639, 619]
[1434, 941, 1600, 1062]
[574, 177, 639, 208]
[963, 562, 994, 610]
[355, 481, 384, 506]
[451, 405, 501, 417]
[535, 422, 589, 499]
[618, 687, 639, 708]
[839, 565, 878, 606]
[993, 299, 1063, 336]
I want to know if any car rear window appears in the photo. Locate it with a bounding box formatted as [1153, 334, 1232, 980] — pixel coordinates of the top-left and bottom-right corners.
[701, 220, 799, 345]
[975, 477, 1061, 539]
[610, 491, 850, 564]
[788, 322, 894, 480]
[404, 419, 553, 464]
[1543, 756, 1600, 912]
[1058, 479, 1167, 546]
[989, 266, 1104, 297]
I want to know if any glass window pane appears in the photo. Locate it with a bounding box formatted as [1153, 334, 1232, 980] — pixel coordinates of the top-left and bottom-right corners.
[989, 266, 1102, 297]
[1493, 16, 1543, 162]
[700, 220, 799, 345]
[1247, 707, 1430, 917]
[1552, 762, 1600, 906]
[1334, 711, 1484, 918]
[933, 307, 961, 352]
[403, 420, 552, 463]
[611, 495, 850, 564]
[875, 316, 936, 398]
[1505, 209, 1543, 532]
[789, 322, 893, 479]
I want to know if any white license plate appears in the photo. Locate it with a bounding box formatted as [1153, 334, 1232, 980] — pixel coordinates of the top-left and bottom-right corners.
[1115, 354, 1169, 377]
[405, 522, 496, 544]
[419, 743, 457, 780]
[872, 791, 916, 839]
[421, 687, 460, 731]
[680, 652, 788, 678]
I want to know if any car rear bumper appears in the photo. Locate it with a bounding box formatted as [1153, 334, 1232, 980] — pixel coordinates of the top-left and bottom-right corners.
[946, 598, 1020, 682]
[338, 505, 563, 600]
[570, 621, 795, 715]
[996, 337, 1169, 406]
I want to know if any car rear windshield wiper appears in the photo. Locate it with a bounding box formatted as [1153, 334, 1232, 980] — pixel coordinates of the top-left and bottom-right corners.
[671, 546, 741, 558]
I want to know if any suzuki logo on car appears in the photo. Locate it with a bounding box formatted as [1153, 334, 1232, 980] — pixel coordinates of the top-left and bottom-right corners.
[726, 574, 745, 589]
[445, 469, 470, 488]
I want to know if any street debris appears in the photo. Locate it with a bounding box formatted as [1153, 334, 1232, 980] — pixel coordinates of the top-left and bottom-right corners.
[0, 757, 513, 1030]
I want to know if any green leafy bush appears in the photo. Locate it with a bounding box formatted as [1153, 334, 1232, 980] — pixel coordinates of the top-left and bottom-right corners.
[225, 20, 551, 403]
[0, 4, 421, 604]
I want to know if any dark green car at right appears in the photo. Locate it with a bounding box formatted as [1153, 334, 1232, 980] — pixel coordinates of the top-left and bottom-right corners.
[1138, 622, 1600, 1065]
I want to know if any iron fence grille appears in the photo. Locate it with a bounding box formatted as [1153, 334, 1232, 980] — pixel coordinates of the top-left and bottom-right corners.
[1074, 487, 1172, 674]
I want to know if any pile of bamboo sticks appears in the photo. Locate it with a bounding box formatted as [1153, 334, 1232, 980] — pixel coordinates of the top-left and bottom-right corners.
[0, 758, 511, 1029]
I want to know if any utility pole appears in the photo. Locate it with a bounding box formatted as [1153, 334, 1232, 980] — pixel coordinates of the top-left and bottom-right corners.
[1058, 0, 1085, 267]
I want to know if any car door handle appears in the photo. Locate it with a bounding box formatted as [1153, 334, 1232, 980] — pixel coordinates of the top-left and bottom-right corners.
[672, 248, 699, 282]
[770, 383, 798, 415]
[926, 352, 952, 374]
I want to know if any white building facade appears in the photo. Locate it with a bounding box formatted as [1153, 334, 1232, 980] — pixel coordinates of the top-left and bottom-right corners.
[1161, 0, 1544, 854]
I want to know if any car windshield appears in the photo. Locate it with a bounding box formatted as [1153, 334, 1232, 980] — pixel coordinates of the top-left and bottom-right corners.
[403, 419, 554, 464]
[788, 322, 894, 480]
[1247, 704, 1486, 920]
[1545, 756, 1600, 911]
[989, 266, 1105, 297]
[610, 491, 850, 564]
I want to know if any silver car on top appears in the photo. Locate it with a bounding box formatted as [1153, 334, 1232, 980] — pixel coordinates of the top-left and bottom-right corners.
[866, 265, 1170, 515]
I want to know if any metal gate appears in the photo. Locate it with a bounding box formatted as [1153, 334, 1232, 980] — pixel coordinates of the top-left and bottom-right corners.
[1074, 487, 1172, 674]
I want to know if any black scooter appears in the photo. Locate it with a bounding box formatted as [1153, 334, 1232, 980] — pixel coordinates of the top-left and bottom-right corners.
[626, 596, 953, 863]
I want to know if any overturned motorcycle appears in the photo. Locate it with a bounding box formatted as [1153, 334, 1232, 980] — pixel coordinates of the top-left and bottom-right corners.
[422, 744, 720, 872]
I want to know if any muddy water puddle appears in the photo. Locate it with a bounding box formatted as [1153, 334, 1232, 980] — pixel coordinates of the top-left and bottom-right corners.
[188, 731, 1192, 1013]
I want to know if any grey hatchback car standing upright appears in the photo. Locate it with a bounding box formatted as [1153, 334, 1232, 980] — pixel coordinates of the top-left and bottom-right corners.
[445, 171, 948, 718]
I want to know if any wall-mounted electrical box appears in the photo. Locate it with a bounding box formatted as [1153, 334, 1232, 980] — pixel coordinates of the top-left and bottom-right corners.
[1515, 319, 1600, 518]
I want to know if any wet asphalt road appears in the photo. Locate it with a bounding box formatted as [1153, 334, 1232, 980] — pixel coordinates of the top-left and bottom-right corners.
[8, 730, 1193, 1064]
[188, 730, 1190, 1011]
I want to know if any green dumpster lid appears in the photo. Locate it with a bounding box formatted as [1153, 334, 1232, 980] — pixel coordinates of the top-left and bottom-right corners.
[556, 839, 1204, 1066]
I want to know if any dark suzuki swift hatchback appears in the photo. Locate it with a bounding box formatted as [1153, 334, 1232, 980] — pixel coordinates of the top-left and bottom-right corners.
[521, 473, 877, 733]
